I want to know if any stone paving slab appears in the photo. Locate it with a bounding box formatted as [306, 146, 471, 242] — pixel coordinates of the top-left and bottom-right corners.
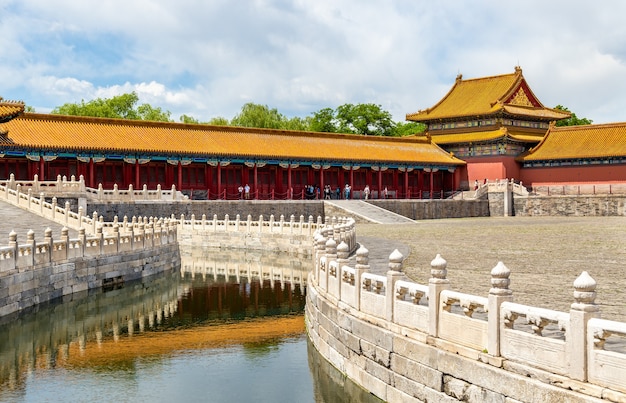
[0, 200, 77, 242]
[354, 216, 626, 322]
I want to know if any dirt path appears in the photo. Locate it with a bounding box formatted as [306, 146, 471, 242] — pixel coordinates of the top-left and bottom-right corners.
[355, 216, 626, 322]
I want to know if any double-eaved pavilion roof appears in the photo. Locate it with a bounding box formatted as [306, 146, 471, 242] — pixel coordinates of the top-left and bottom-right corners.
[519, 122, 626, 163]
[427, 127, 545, 145]
[406, 67, 570, 123]
[0, 113, 464, 168]
[0, 98, 25, 124]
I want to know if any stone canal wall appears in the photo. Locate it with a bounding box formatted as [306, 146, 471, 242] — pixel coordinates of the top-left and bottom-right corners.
[88, 200, 325, 223]
[0, 222, 180, 318]
[305, 229, 626, 402]
[513, 195, 626, 216]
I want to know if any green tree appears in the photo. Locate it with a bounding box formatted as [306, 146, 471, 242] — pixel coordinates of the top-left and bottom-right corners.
[51, 92, 173, 122]
[335, 103, 395, 136]
[230, 103, 288, 129]
[207, 116, 230, 126]
[554, 105, 593, 127]
[310, 107, 337, 133]
[179, 114, 200, 124]
[393, 121, 426, 136]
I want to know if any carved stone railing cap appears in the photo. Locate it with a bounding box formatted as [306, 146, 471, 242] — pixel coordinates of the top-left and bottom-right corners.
[572, 271, 598, 309]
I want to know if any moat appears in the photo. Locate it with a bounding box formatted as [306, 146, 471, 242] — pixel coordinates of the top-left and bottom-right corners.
[0, 250, 381, 403]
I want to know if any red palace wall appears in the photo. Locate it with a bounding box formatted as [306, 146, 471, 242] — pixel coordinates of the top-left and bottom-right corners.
[463, 156, 522, 185]
[520, 164, 626, 186]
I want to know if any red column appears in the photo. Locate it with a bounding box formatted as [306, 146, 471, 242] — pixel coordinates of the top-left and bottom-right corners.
[177, 162, 183, 191]
[287, 165, 292, 199]
[254, 164, 258, 199]
[39, 157, 45, 180]
[377, 169, 382, 199]
[135, 160, 140, 188]
[217, 163, 222, 198]
[349, 168, 354, 199]
[404, 170, 409, 199]
[89, 159, 95, 188]
[430, 170, 434, 199]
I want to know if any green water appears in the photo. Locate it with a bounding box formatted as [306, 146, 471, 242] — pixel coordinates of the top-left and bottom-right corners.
[0, 257, 381, 403]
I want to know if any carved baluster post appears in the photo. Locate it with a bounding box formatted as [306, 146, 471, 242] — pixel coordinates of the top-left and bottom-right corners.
[26, 230, 35, 267]
[336, 241, 350, 301]
[354, 245, 369, 311]
[61, 227, 69, 260]
[386, 249, 404, 322]
[488, 261, 513, 357]
[8, 231, 17, 269]
[570, 271, 599, 381]
[44, 228, 52, 263]
[428, 254, 450, 337]
[324, 238, 337, 293]
[78, 227, 86, 257]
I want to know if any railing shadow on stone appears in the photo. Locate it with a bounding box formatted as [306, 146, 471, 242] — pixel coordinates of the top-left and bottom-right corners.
[309, 230, 626, 399]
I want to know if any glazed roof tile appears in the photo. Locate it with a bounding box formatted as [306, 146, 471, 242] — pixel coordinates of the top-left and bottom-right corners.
[0, 99, 25, 123]
[428, 128, 544, 145]
[1, 113, 464, 166]
[406, 68, 570, 122]
[520, 122, 626, 161]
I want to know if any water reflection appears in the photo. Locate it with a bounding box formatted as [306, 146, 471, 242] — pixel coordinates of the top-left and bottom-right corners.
[0, 249, 379, 402]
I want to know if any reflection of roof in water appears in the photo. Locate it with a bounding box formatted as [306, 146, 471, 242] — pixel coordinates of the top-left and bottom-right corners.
[60, 316, 305, 368]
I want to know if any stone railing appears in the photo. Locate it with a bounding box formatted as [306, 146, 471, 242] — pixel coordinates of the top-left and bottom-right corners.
[307, 237, 626, 402]
[0, 220, 179, 317]
[530, 183, 626, 196]
[1, 174, 187, 201]
[176, 214, 357, 257]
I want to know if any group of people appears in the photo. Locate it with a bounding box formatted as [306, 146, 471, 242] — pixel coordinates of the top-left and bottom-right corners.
[237, 184, 251, 199]
[238, 183, 389, 200]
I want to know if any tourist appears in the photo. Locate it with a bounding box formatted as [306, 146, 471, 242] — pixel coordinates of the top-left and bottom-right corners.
[238, 185, 244, 199]
[383, 187, 388, 199]
[364, 185, 370, 200]
[344, 184, 351, 200]
[244, 184, 250, 199]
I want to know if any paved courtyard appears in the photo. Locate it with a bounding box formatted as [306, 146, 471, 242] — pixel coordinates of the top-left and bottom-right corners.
[356, 216, 626, 322]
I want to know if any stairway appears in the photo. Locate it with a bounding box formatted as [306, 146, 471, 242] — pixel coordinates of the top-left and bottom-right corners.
[324, 200, 415, 224]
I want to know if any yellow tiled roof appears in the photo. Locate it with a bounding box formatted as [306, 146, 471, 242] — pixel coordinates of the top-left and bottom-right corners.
[520, 122, 626, 161]
[0, 99, 25, 123]
[1, 113, 464, 166]
[406, 68, 569, 122]
[428, 128, 544, 145]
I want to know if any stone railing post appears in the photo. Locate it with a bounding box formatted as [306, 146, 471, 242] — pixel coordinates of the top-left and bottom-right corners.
[96, 225, 104, 254]
[61, 227, 69, 260]
[78, 227, 86, 257]
[570, 271, 600, 381]
[336, 241, 350, 301]
[313, 233, 325, 281]
[386, 249, 404, 322]
[354, 245, 370, 311]
[428, 254, 450, 337]
[26, 230, 35, 266]
[488, 261, 513, 357]
[324, 238, 337, 293]
[44, 227, 53, 263]
[8, 230, 17, 268]
[39, 192, 45, 215]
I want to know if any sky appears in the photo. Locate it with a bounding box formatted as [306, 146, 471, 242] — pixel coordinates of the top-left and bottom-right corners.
[1, 0, 626, 124]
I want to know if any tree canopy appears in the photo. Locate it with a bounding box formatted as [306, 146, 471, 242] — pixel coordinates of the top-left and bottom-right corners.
[554, 105, 593, 127]
[51, 92, 172, 122]
[50, 93, 427, 136]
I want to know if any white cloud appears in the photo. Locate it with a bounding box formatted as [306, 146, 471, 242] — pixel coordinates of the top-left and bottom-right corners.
[1, 0, 626, 123]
